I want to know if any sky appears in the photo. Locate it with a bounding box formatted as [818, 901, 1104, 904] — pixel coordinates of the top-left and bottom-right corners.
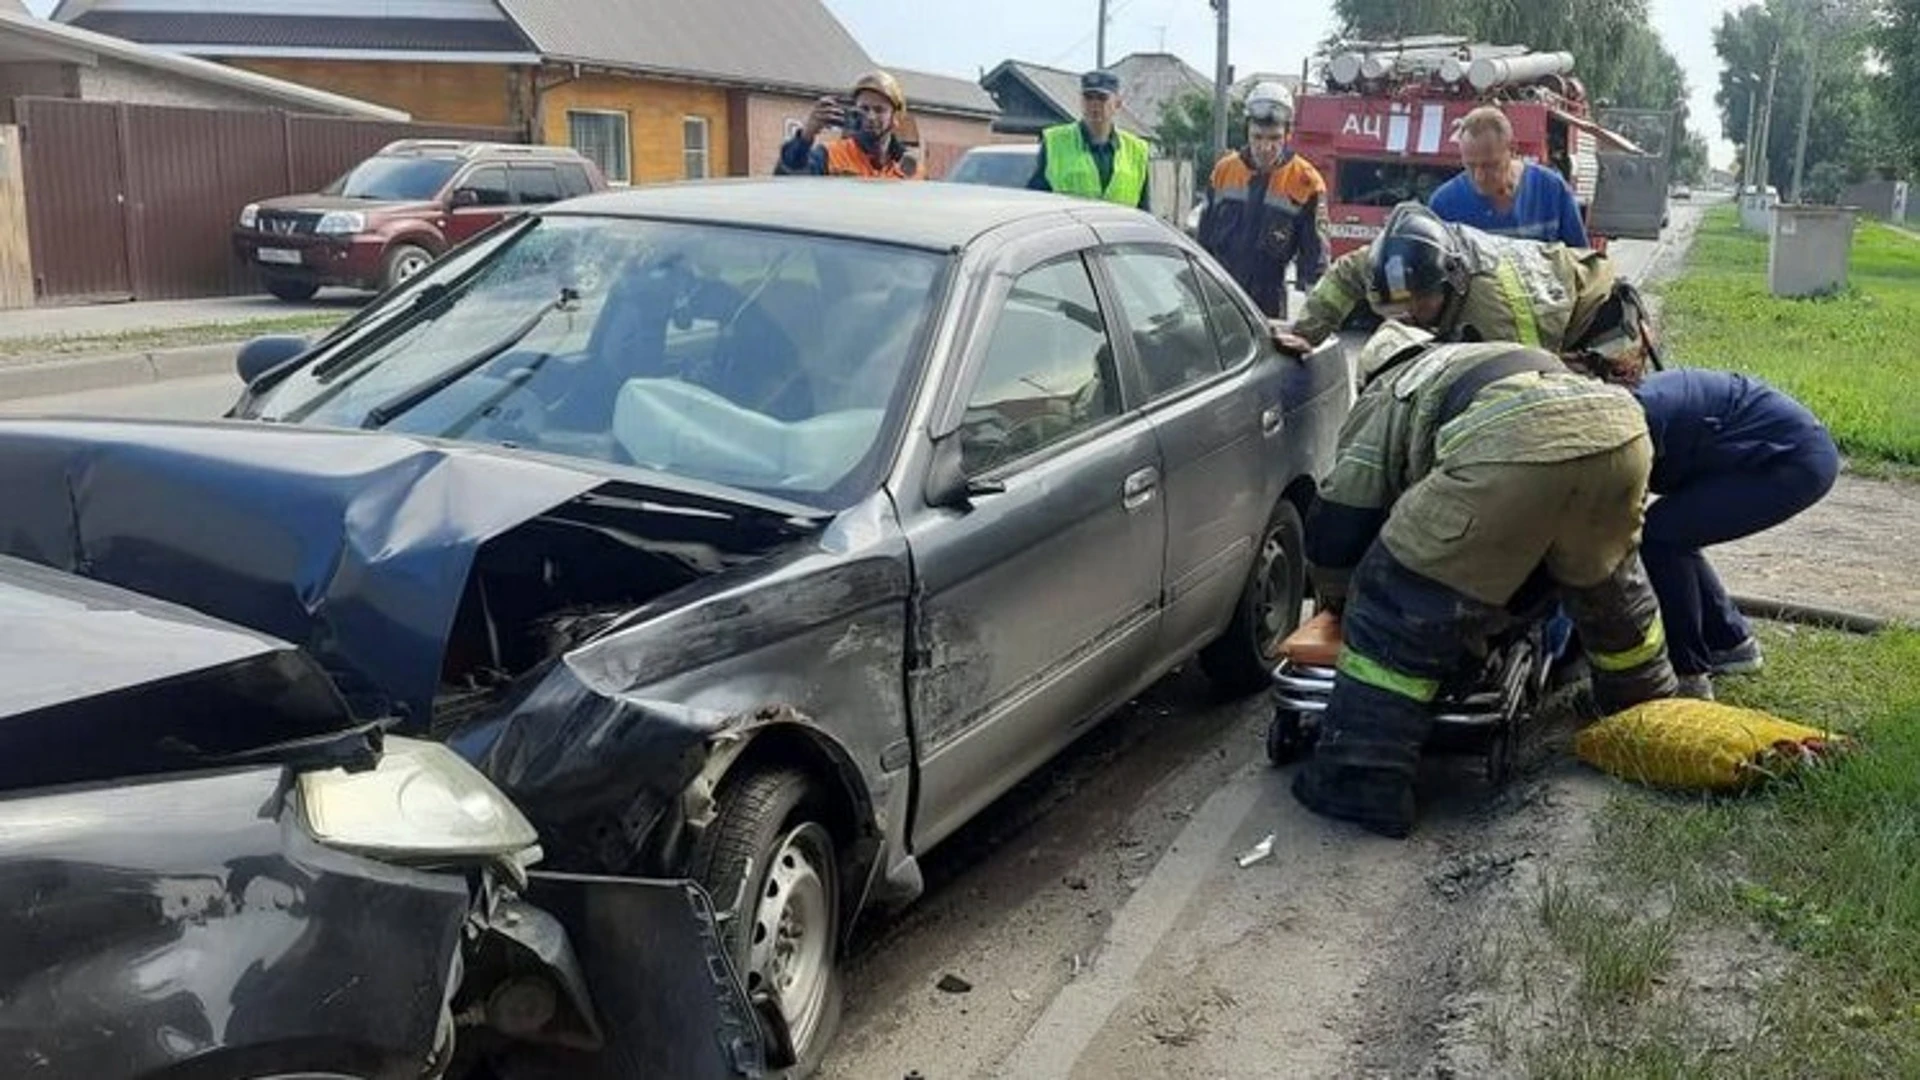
[22, 0, 1747, 167]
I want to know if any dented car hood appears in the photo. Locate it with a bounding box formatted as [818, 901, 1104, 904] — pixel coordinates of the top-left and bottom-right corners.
[0, 417, 819, 730]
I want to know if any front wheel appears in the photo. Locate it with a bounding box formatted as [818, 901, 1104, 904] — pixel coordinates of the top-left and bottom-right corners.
[691, 768, 843, 1077]
[264, 276, 319, 302]
[381, 243, 434, 293]
[1201, 498, 1308, 696]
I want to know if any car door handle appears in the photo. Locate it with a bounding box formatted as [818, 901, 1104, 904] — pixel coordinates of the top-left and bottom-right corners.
[1261, 406, 1285, 436]
[1123, 467, 1159, 511]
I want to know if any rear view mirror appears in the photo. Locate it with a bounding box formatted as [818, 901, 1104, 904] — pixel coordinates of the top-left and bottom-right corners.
[236, 334, 310, 386]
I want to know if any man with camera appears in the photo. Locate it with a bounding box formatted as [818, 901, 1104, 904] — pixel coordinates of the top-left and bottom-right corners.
[777, 70, 923, 180]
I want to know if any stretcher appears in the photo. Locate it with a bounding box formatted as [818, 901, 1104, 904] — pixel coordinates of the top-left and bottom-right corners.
[1267, 608, 1555, 786]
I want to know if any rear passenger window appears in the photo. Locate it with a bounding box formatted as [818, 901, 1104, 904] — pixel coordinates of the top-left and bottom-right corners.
[558, 163, 593, 198]
[513, 166, 562, 205]
[960, 256, 1121, 476]
[1102, 248, 1225, 398]
[1190, 258, 1259, 366]
[460, 166, 512, 207]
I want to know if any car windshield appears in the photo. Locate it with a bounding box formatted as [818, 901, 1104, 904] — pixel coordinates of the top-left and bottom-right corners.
[247, 215, 947, 510]
[948, 150, 1037, 188]
[325, 155, 463, 200]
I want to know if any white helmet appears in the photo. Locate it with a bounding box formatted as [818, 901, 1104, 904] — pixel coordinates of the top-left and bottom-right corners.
[1246, 81, 1295, 126]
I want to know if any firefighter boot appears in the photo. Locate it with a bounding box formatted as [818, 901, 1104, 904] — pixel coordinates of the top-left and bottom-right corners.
[1564, 553, 1680, 714]
[1292, 675, 1430, 838]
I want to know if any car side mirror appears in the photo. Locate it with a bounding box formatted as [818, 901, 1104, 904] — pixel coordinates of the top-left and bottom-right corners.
[451, 188, 480, 208]
[924, 433, 1004, 510]
[235, 334, 310, 386]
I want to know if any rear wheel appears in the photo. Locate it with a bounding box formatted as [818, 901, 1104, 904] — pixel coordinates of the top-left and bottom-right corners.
[264, 276, 319, 302]
[1202, 499, 1308, 696]
[691, 768, 843, 1077]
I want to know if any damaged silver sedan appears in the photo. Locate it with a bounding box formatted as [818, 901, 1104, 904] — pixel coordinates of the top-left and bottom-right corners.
[0, 179, 1349, 1072]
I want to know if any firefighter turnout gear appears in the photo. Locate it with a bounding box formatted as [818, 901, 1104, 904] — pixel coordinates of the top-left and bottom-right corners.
[1036, 122, 1152, 209]
[1198, 149, 1327, 318]
[1291, 210, 1616, 356]
[1295, 331, 1677, 836]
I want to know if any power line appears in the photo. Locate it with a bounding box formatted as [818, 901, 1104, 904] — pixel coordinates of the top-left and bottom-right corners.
[1045, 0, 1139, 66]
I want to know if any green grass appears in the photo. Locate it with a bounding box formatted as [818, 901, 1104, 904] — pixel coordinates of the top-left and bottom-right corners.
[1659, 206, 1920, 465]
[1519, 625, 1920, 1077]
[0, 312, 348, 363]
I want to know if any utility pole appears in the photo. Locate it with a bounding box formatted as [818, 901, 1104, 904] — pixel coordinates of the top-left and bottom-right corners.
[1755, 37, 1783, 193]
[1742, 84, 1760, 186]
[1790, 0, 1839, 203]
[1097, 0, 1109, 70]
[1210, 0, 1230, 162]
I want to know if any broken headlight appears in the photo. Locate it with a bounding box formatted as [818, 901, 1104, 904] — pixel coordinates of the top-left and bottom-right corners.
[298, 737, 539, 861]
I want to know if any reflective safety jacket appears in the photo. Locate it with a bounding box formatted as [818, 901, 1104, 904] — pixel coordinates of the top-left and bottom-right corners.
[1196, 149, 1327, 318]
[1292, 223, 1614, 351]
[776, 132, 922, 179]
[1040, 122, 1150, 207]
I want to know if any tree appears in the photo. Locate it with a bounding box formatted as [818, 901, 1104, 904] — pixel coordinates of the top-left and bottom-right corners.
[1672, 131, 1710, 185]
[1877, 0, 1920, 173]
[1716, 0, 1882, 191]
[1156, 90, 1247, 181]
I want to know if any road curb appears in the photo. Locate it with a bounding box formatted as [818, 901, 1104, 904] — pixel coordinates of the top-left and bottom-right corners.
[0, 343, 238, 402]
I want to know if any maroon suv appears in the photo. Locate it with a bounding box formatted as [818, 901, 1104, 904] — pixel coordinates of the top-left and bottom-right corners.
[234, 140, 608, 301]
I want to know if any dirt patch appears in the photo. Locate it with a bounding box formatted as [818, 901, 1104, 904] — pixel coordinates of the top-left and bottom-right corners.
[1712, 471, 1920, 624]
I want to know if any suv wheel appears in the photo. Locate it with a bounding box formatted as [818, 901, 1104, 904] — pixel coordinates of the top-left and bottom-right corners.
[1200, 498, 1308, 696]
[265, 277, 319, 302]
[692, 767, 843, 1077]
[381, 244, 434, 292]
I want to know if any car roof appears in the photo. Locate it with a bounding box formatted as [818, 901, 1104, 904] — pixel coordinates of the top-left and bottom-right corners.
[545, 177, 1135, 251]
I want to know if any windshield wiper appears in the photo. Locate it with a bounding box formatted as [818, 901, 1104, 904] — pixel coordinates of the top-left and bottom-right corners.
[361, 287, 579, 429]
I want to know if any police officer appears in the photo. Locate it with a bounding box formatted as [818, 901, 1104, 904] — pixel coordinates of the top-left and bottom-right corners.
[1027, 69, 1152, 211]
[1296, 321, 1678, 837]
[1196, 82, 1328, 319]
[777, 71, 922, 180]
[1277, 203, 1629, 363]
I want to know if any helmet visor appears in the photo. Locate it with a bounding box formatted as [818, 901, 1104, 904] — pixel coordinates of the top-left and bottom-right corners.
[1246, 99, 1291, 125]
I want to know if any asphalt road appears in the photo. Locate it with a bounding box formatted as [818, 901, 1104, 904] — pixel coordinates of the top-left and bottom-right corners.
[0, 200, 1717, 1078]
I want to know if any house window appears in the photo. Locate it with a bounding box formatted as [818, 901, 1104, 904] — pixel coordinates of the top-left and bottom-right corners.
[684, 117, 711, 180]
[568, 110, 630, 185]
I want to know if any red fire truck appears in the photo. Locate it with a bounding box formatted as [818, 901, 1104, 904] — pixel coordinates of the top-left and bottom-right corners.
[1290, 36, 1670, 259]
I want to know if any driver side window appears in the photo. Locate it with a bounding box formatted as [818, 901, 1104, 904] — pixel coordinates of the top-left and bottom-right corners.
[959, 255, 1121, 477]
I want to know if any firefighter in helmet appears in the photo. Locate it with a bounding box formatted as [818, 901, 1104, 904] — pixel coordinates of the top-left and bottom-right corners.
[1195, 81, 1329, 319]
[1276, 204, 1651, 382]
[777, 70, 922, 180]
[1295, 319, 1679, 837]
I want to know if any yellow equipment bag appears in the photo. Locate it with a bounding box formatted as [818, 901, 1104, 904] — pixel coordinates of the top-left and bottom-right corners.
[1575, 697, 1849, 793]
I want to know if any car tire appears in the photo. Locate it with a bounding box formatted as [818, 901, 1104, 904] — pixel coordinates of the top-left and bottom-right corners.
[691, 767, 843, 1078]
[264, 276, 319, 302]
[1200, 498, 1308, 697]
[381, 243, 434, 293]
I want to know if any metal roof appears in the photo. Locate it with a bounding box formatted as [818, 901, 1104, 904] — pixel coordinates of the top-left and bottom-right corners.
[1108, 52, 1210, 130]
[892, 66, 998, 119]
[544, 176, 1136, 251]
[495, 0, 872, 96]
[0, 8, 408, 119]
[982, 60, 1154, 134]
[68, 11, 531, 53]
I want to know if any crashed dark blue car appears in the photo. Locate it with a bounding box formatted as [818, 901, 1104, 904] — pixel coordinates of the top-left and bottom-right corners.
[0, 179, 1349, 1072]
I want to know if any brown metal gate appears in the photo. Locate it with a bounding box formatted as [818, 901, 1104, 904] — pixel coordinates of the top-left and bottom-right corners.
[19, 98, 133, 303]
[17, 98, 518, 304]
